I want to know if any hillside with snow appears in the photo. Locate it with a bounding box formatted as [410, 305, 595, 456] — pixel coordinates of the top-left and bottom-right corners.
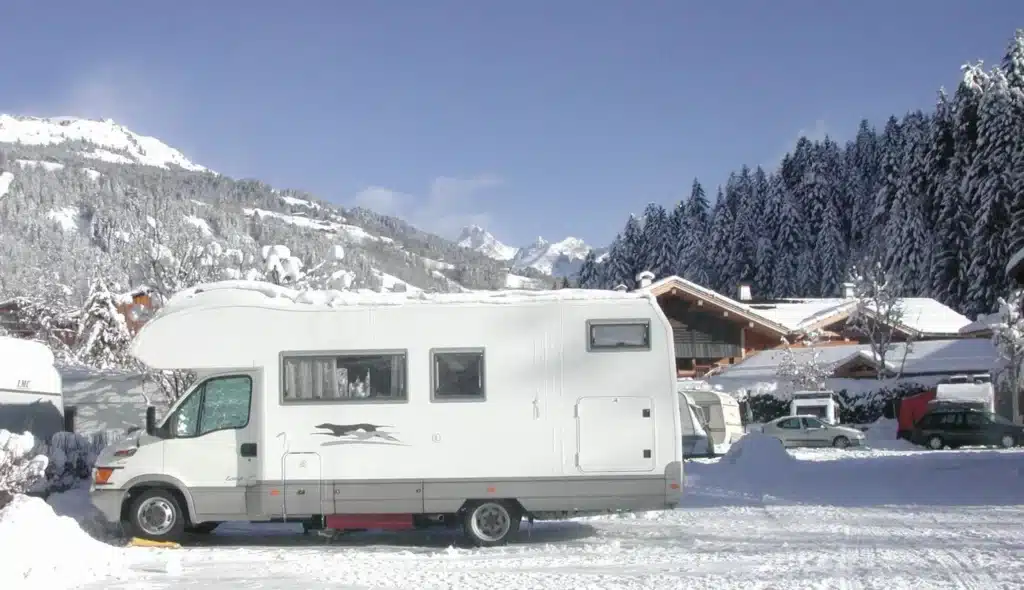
[0, 115, 543, 306]
[457, 224, 606, 277]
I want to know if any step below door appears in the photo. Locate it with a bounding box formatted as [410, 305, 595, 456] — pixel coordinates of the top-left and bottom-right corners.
[576, 396, 656, 473]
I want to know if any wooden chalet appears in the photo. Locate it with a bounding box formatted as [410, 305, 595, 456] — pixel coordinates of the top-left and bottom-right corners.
[633, 273, 975, 378]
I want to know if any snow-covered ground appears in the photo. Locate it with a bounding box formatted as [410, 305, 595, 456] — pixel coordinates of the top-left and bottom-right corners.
[5, 433, 1024, 589]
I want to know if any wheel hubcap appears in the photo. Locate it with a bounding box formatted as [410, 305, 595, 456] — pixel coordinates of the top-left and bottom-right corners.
[137, 497, 176, 536]
[835, 438, 848, 448]
[470, 503, 511, 543]
[929, 438, 942, 449]
[1002, 436, 1014, 448]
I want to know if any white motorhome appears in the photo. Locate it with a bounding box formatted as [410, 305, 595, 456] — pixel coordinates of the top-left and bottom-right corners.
[89, 281, 684, 546]
[790, 390, 839, 425]
[687, 389, 744, 452]
[0, 336, 65, 444]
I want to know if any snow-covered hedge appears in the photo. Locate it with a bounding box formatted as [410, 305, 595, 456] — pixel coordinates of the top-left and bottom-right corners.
[744, 381, 931, 424]
[0, 430, 49, 509]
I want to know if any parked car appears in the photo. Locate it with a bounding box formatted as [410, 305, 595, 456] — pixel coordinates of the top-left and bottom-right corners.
[908, 408, 1024, 450]
[761, 415, 866, 449]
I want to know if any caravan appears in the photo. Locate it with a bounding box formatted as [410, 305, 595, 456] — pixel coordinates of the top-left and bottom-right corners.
[89, 282, 684, 546]
[0, 336, 65, 443]
[790, 390, 840, 425]
[686, 389, 744, 453]
[678, 390, 711, 458]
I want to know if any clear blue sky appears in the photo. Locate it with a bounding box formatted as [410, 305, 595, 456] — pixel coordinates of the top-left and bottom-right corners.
[0, 2, 1020, 247]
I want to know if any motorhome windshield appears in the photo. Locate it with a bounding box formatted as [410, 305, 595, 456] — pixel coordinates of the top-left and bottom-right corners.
[795, 404, 829, 419]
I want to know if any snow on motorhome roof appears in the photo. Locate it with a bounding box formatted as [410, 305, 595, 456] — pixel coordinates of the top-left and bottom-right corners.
[163, 280, 655, 311]
[0, 336, 54, 368]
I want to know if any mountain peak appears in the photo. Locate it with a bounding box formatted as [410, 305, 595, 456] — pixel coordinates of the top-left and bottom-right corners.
[0, 114, 208, 172]
[458, 227, 606, 277]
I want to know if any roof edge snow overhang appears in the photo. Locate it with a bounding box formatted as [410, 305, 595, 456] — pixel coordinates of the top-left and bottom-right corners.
[1007, 246, 1024, 286]
[646, 276, 791, 336]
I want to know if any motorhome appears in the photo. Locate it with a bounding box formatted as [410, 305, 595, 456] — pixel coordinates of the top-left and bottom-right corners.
[790, 390, 840, 425]
[686, 388, 744, 452]
[0, 336, 65, 444]
[929, 381, 995, 413]
[89, 281, 684, 546]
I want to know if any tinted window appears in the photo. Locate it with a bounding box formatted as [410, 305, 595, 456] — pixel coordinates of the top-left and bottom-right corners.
[802, 417, 825, 429]
[589, 321, 650, 350]
[964, 413, 989, 427]
[776, 418, 802, 429]
[433, 350, 485, 400]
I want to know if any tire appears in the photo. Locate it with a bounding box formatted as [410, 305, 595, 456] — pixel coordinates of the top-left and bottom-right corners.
[461, 500, 520, 547]
[1000, 434, 1016, 448]
[832, 436, 850, 449]
[127, 488, 186, 543]
[186, 522, 219, 534]
[927, 435, 945, 450]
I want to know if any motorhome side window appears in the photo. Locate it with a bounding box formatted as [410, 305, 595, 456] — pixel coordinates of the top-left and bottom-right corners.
[171, 376, 253, 438]
[282, 352, 407, 403]
[432, 349, 485, 401]
[588, 320, 650, 351]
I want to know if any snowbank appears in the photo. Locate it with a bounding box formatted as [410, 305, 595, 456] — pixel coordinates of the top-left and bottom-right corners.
[0, 494, 125, 588]
[720, 432, 793, 469]
[1, 430, 49, 498]
[861, 416, 917, 451]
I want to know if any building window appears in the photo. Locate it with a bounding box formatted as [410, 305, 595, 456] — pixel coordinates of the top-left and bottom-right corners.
[282, 352, 407, 403]
[432, 349, 485, 401]
[588, 320, 650, 351]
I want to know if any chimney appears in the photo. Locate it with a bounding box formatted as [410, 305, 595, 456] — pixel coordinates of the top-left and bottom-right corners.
[841, 282, 855, 298]
[737, 282, 752, 302]
[613, 283, 629, 292]
[636, 270, 655, 289]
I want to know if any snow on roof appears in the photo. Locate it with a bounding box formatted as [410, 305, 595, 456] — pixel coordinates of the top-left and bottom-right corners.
[747, 298, 851, 332]
[161, 279, 655, 314]
[712, 338, 996, 383]
[642, 276, 790, 334]
[898, 298, 973, 336]
[959, 312, 1001, 335]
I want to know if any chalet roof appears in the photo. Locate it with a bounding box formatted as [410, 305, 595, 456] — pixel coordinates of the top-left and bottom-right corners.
[641, 275, 972, 338]
[708, 338, 996, 389]
[642, 276, 790, 335]
[959, 312, 1000, 336]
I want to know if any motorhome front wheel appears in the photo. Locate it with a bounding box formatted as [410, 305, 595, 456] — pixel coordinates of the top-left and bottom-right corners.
[462, 500, 520, 547]
[128, 489, 186, 542]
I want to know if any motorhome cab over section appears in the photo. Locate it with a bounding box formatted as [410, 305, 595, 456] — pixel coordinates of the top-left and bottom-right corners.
[90, 282, 684, 546]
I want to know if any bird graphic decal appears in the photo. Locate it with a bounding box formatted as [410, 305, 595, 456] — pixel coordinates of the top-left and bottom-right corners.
[313, 423, 401, 443]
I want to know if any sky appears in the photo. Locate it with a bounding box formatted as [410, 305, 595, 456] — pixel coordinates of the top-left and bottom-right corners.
[0, 2, 1021, 248]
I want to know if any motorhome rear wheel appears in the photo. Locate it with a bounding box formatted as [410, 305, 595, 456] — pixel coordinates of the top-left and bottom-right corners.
[461, 500, 521, 547]
[128, 488, 186, 542]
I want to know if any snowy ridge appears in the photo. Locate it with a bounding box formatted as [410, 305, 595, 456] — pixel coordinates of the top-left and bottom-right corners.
[456, 225, 518, 260]
[162, 279, 652, 313]
[0, 115, 207, 171]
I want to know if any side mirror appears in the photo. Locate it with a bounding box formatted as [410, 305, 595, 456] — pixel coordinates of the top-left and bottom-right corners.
[145, 406, 157, 436]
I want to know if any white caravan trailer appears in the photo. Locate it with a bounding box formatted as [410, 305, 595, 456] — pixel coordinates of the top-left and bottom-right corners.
[678, 391, 711, 458]
[0, 336, 64, 444]
[790, 390, 839, 425]
[687, 389, 744, 451]
[89, 281, 684, 546]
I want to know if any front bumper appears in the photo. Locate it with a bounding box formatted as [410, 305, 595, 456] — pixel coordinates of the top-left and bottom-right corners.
[89, 487, 126, 524]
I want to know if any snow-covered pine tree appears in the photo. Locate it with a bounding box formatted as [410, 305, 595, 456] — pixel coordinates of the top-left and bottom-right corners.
[705, 189, 735, 293]
[966, 67, 1016, 317]
[725, 166, 759, 287]
[640, 203, 674, 278]
[846, 120, 881, 262]
[771, 171, 803, 298]
[806, 138, 849, 297]
[575, 250, 600, 288]
[73, 278, 136, 370]
[667, 199, 687, 276]
[754, 173, 783, 298]
[883, 111, 933, 296]
[680, 179, 711, 285]
[608, 215, 647, 288]
[992, 289, 1024, 422]
[869, 117, 905, 263]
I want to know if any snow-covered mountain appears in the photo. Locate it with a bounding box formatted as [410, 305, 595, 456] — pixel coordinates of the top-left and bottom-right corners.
[0, 115, 537, 302]
[0, 115, 207, 172]
[457, 225, 605, 277]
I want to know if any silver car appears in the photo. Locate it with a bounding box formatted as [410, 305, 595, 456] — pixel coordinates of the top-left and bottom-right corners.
[762, 415, 866, 449]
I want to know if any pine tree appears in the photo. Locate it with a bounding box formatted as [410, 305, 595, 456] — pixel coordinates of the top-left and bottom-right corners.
[73, 278, 135, 370]
[706, 190, 735, 293]
[680, 179, 711, 285]
[576, 250, 600, 288]
[640, 203, 673, 278]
